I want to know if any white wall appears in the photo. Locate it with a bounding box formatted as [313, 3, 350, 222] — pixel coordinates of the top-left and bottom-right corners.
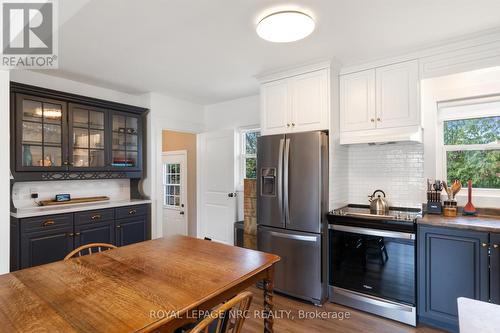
[143, 92, 204, 239]
[10, 71, 148, 108]
[203, 95, 260, 131]
[0, 70, 10, 274]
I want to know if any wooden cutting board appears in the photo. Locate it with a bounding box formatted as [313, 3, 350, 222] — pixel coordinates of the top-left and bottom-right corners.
[38, 196, 110, 206]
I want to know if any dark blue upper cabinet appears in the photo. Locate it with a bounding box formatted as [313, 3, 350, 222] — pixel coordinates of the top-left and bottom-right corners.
[490, 233, 500, 305]
[418, 225, 489, 332]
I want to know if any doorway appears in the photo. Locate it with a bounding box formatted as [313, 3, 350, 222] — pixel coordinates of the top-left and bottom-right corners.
[162, 151, 187, 236]
[162, 130, 197, 237]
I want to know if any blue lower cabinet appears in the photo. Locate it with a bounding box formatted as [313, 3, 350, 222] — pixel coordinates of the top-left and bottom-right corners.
[417, 225, 489, 332]
[74, 220, 115, 247]
[490, 233, 500, 305]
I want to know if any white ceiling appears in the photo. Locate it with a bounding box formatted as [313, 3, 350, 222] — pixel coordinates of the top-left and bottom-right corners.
[40, 0, 500, 104]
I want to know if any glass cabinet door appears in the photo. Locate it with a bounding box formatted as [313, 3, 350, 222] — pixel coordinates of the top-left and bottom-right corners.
[69, 104, 106, 169]
[17, 94, 67, 170]
[111, 113, 140, 169]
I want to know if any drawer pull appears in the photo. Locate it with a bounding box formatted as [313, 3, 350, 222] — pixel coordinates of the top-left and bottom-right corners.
[91, 214, 101, 220]
[129, 209, 137, 215]
[67, 233, 74, 237]
[494, 244, 499, 249]
[42, 220, 55, 227]
[116, 225, 121, 228]
[75, 232, 81, 236]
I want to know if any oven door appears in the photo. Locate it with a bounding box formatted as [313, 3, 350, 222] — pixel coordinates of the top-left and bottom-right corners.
[329, 224, 415, 306]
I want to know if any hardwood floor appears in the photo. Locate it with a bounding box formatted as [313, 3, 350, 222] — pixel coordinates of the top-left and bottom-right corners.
[243, 286, 443, 333]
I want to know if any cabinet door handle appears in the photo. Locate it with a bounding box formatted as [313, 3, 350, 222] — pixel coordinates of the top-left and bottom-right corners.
[42, 220, 55, 227]
[493, 244, 499, 249]
[377, 118, 381, 122]
[116, 225, 121, 228]
[370, 118, 375, 122]
[75, 232, 81, 236]
[286, 123, 290, 127]
[91, 214, 101, 220]
[128, 209, 137, 215]
[291, 123, 295, 127]
[482, 242, 489, 248]
[67, 232, 74, 237]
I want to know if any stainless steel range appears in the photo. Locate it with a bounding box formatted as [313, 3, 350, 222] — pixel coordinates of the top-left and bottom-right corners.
[327, 204, 421, 326]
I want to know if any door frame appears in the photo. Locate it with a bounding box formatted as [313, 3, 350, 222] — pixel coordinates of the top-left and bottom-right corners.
[162, 150, 188, 237]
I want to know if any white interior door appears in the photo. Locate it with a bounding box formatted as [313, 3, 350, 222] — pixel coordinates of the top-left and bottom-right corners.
[197, 130, 237, 244]
[162, 151, 188, 237]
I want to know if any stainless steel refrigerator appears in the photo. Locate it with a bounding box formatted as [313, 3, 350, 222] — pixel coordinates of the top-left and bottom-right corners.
[257, 131, 328, 305]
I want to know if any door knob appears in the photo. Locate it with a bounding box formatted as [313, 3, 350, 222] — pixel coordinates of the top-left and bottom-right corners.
[180, 211, 185, 215]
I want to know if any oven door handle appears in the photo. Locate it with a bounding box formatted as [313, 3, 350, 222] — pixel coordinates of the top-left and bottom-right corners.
[329, 224, 415, 240]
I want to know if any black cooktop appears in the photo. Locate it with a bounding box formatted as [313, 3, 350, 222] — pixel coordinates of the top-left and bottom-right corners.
[327, 204, 422, 233]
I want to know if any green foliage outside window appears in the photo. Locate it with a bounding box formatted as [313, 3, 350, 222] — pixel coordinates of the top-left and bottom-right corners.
[244, 131, 260, 179]
[444, 116, 499, 188]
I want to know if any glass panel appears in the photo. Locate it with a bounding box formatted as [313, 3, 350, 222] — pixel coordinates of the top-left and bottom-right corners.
[73, 128, 89, 148]
[89, 150, 105, 167]
[174, 186, 180, 195]
[126, 151, 137, 167]
[43, 124, 61, 145]
[446, 150, 500, 189]
[126, 134, 138, 151]
[89, 111, 104, 129]
[245, 157, 257, 179]
[112, 133, 126, 150]
[43, 103, 62, 125]
[245, 131, 260, 154]
[175, 196, 180, 206]
[90, 130, 105, 149]
[72, 108, 88, 127]
[444, 116, 500, 145]
[168, 196, 174, 206]
[43, 146, 62, 167]
[22, 122, 42, 144]
[73, 149, 89, 167]
[126, 117, 138, 134]
[112, 150, 129, 167]
[22, 145, 42, 167]
[22, 100, 42, 122]
[113, 115, 126, 132]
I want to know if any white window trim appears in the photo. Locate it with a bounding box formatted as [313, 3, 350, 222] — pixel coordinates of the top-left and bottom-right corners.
[238, 126, 260, 187]
[436, 98, 500, 199]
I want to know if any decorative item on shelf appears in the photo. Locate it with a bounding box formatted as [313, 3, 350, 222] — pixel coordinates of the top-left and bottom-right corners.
[22, 145, 32, 167]
[44, 155, 53, 167]
[426, 179, 442, 214]
[463, 179, 477, 216]
[55, 194, 71, 202]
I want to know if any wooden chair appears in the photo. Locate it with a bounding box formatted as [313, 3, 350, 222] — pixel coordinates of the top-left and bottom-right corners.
[64, 243, 117, 260]
[189, 291, 253, 333]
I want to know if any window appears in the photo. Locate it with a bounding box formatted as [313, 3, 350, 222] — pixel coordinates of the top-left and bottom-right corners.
[439, 99, 500, 190]
[163, 163, 181, 207]
[240, 128, 260, 181]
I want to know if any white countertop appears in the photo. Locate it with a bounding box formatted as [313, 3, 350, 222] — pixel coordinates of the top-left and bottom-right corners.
[11, 199, 152, 219]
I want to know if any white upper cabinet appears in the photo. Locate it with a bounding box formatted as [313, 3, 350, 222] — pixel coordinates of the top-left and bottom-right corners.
[376, 60, 419, 129]
[340, 69, 376, 131]
[259, 64, 330, 136]
[340, 59, 421, 144]
[260, 80, 289, 136]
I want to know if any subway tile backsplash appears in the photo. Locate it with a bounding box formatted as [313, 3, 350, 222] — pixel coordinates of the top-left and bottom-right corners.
[347, 142, 425, 208]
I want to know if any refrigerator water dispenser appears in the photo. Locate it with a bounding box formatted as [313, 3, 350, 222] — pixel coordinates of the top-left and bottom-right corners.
[260, 168, 276, 196]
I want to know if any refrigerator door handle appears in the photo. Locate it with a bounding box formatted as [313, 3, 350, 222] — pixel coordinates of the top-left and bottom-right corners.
[278, 138, 284, 223]
[284, 138, 290, 225]
[270, 231, 318, 242]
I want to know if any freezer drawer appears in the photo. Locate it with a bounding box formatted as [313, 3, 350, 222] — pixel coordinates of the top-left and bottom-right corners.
[257, 226, 322, 303]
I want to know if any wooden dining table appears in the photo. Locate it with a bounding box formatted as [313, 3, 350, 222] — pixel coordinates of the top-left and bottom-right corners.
[0, 236, 280, 333]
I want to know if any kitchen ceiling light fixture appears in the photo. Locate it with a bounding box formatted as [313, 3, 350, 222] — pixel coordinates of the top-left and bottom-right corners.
[256, 11, 315, 43]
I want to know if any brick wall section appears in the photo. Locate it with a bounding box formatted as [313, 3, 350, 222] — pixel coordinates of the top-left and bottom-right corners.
[243, 179, 257, 249]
